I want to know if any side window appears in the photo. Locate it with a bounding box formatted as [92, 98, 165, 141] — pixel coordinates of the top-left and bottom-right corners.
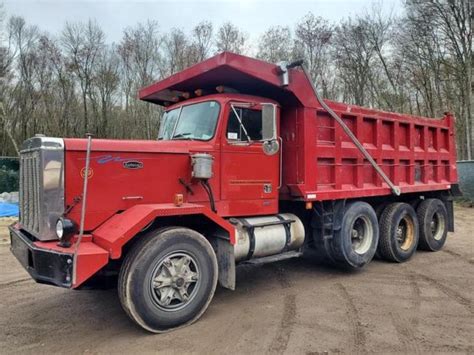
[227, 107, 263, 142]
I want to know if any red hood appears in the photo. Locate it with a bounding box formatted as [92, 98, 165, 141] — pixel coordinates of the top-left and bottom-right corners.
[63, 138, 218, 232]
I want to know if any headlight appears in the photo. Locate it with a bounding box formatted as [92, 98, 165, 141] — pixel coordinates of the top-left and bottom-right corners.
[55, 219, 64, 239]
[56, 218, 77, 248]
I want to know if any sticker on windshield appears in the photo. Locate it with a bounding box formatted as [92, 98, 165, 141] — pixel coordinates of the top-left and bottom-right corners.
[210, 102, 216, 107]
[228, 132, 238, 140]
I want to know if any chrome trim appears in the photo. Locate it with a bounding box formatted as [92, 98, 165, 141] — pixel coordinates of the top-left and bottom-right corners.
[21, 137, 64, 152]
[19, 137, 65, 241]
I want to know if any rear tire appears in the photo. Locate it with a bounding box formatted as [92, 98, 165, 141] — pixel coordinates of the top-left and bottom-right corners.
[378, 203, 419, 262]
[417, 198, 448, 251]
[374, 203, 389, 260]
[118, 227, 218, 333]
[329, 201, 379, 269]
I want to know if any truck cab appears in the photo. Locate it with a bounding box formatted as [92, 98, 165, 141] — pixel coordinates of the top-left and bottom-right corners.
[159, 93, 280, 216]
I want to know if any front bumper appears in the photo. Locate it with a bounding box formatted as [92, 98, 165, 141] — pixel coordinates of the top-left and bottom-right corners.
[9, 224, 73, 288]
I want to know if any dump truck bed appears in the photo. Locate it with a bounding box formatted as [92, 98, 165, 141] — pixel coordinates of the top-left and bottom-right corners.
[140, 52, 458, 202]
[281, 102, 457, 201]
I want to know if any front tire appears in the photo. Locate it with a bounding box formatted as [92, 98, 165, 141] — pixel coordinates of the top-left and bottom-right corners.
[118, 227, 218, 333]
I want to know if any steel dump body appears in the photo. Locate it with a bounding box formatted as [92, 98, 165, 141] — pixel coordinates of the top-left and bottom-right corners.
[281, 103, 457, 201]
[140, 52, 458, 202]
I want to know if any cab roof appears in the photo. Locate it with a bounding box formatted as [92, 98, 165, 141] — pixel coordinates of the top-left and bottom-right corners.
[138, 52, 315, 107]
[139, 52, 445, 123]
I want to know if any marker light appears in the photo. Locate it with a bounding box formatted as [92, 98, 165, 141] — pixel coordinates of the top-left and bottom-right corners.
[174, 193, 184, 207]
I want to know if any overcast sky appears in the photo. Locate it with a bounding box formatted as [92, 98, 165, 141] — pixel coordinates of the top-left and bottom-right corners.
[3, 0, 403, 45]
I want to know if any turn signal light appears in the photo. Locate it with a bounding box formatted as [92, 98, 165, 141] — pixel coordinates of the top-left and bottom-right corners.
[174, 193, 184, 207]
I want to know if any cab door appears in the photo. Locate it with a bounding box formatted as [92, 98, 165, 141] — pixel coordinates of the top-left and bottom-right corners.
[220, 102, 280, 216]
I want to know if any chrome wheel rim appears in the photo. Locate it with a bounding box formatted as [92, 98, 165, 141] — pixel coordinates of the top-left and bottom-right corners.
[150, 251, 200, 312]
[351, 216, 373, 255]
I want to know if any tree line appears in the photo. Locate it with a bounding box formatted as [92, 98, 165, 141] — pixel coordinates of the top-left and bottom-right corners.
[0, 0, 472, 159]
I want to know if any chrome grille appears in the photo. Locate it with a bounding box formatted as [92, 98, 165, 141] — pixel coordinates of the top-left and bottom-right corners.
[19, 150, 43, 235]
[19, 136, 64, 241]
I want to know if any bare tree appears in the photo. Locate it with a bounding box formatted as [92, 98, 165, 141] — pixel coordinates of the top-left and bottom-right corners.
[118, 21, 161, 86]
[92, 46, 119, 137]
[162, 28, 190, 75]
[333, 17, 376, 106]
[215, 22, 246, 54]
[422, 0, 472, 159]
[294, 13, 333, 97]
[0, 2, 8, 78]
[189, 21, 213, 62]
[359, 6, 403, 111]
[61, 20, 104, 134]
[0, 2, 470, 160]
[117, 21, 162, 139]
[257, 26, 292, 63]
[401, 0, 472, 159]
[41, 35, 77, 136]
[4, 17, 40, 143]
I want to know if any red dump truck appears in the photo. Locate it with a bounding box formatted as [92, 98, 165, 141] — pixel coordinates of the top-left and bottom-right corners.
[10, 52, 459, 332]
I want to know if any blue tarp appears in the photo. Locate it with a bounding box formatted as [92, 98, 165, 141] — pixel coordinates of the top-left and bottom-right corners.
[0, 202, 19, 217]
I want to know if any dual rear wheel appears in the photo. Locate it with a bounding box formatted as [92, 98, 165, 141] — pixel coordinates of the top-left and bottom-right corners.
[377, 198, 449, 262]
[315, 198, 449, 268]
[377, 203, 419, 262]
[320, 201, 380, 269]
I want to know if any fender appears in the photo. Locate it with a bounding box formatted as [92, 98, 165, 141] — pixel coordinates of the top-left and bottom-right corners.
[92, 203, 236, 259]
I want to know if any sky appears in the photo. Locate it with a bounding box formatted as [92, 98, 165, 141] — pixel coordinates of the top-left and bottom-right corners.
[3, 0, 403, 44]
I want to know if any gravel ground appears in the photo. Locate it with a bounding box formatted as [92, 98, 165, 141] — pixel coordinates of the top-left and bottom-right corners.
[0, 206, 472, 354]
[0, 218, 16, 245]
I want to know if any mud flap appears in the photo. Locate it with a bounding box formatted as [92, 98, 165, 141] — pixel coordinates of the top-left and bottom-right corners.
[446, 199, 455, 232]
[216, 238, 235, 290]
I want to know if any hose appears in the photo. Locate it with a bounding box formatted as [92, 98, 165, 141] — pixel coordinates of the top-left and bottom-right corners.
[200, 180, 216, 213]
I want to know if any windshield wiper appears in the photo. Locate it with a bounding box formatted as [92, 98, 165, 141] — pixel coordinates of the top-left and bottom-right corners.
[172, 132, 194, 140]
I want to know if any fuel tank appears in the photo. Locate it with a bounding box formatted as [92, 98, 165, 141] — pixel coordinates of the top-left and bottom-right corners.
[232, 213, 305, 262]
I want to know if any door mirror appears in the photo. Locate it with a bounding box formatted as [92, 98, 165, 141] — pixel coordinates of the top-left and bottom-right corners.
[261, 103, 277, 141]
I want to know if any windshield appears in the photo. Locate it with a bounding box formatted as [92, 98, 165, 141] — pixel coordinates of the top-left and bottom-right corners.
[158, 101, 220, 141]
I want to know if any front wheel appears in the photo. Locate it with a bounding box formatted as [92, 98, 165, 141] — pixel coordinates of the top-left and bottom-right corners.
[118, 227, 218, 333]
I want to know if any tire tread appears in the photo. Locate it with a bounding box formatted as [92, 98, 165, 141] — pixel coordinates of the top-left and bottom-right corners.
[378, 202, 418, 263]
[416, 198, 448, 251]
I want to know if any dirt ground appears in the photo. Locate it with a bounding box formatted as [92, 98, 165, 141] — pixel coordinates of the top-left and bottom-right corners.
[0, 206, 472, 354]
